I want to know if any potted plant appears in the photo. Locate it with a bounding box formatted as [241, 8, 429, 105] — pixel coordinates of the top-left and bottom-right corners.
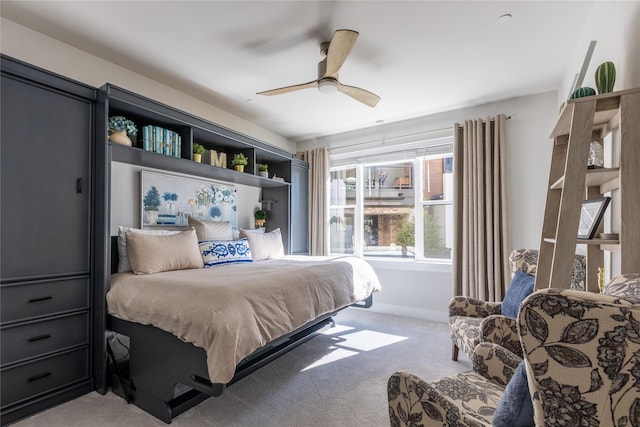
[258, 163, 269, 178]
[143, 186, 161, 224]
[255, 209, 267, 227]
[108, 115, 138, 146]
[232, 153, 248, 172]
[193, 143, 205, 163]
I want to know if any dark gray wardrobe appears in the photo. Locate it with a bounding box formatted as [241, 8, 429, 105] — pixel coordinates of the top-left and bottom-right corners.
[0, 56, 96, 424]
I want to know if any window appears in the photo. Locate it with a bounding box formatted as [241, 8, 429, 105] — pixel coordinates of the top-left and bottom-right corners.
[329, 139, 453, 261]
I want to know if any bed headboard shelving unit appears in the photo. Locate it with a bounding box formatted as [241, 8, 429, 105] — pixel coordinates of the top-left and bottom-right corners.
[94, 83, 310, 393]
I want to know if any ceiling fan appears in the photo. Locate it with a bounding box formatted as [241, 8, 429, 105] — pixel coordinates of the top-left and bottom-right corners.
[257, 29, 380, 108]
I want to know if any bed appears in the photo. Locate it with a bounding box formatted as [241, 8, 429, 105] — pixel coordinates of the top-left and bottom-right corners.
[105, 229, 381, 423]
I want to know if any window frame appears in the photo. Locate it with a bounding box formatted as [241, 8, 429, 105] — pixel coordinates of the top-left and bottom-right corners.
[328, 137, 454, 263]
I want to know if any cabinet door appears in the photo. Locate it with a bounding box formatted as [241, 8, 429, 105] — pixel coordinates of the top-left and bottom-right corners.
[1, 76, 92, 280]
[291, 160, 309, 254]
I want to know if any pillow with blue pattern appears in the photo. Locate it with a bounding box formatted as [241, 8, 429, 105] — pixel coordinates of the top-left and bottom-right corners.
[501, 270, 535, 318]
[199, 238, 253, 268]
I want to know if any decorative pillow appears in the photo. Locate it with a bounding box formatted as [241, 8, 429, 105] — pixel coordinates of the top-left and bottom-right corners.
[117, 226, 182, 272]
[125, 229, 203, 275]
[493, 361, 534, 427]
[199, 238, 253, 268]
[501, 270, 535, 318]
[238, 228, 265, 238]
[244, 228, 284, 261]
[187, 216, 233, 241]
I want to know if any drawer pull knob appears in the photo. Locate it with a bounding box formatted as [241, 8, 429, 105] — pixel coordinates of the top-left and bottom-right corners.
[28, 296, 53, 303]
[27, 372, 51, 382]
[28, 334, 51, 343]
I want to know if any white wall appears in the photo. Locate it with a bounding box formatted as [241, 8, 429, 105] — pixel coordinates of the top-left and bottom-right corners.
[558, 2, 640, 105]
[0, 17, 295, 154]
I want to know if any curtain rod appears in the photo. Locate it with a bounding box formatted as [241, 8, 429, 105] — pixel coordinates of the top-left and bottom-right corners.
[328, 115, 510, 152]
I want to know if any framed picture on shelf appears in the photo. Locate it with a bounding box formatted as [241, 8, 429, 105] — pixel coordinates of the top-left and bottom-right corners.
[577, 197, 611, 239]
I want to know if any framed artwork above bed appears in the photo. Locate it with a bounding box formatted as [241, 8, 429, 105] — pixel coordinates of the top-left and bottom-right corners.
[141, 171, 237, 229]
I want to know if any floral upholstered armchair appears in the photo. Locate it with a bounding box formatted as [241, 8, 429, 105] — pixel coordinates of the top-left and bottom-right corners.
[448, 249, 586, 360]
[388, 274, 640, 427]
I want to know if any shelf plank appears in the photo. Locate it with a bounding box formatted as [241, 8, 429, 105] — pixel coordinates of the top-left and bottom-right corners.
[549, 167, 620, 191]
[110, 144, 290, 189]
[550, 87, 640, 138]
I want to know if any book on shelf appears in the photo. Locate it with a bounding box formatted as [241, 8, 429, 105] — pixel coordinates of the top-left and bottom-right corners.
[141, 125, 182, 158]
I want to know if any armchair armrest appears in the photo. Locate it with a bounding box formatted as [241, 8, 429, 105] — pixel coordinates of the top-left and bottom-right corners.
[472, 342, 521, 387]
[388, 371, 461, 427]
[448, 296, 502, 318]
[479, 315, 523, 358]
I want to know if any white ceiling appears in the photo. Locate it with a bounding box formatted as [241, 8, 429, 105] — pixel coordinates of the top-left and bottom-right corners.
[1, 1, 596, 141]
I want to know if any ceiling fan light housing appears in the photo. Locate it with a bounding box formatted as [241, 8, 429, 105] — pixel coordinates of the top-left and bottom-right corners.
[318, 78, 339, 94]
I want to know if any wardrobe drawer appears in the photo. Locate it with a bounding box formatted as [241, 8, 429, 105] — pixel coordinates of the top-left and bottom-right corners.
[1, 277, 89, 323]
[1, 313, 88, 365]
[0, 347, 89, 407]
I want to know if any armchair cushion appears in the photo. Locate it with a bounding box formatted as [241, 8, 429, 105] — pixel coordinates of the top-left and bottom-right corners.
[501, 270, 535, 318]
[492, 361, 534, 427]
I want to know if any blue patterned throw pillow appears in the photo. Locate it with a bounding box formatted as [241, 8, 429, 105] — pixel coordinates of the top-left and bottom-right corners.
[493, 361, 534, 426]
[199, 238, 252, 268]
[501, 270, 535, 318]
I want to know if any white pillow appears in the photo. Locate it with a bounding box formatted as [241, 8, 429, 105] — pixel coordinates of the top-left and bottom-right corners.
[187, 216, 233, 241]
[244, 228, 285, 261]
[126, 229, 203, 275]
[117, 226, 181, 272]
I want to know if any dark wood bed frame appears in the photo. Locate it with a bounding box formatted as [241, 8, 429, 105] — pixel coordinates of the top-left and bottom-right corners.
[106, 236, 372, 423]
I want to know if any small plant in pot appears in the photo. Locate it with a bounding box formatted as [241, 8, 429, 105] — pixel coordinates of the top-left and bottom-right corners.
[193, 143, 205, 163]
[232, 153, 248, 172]
[108, 115, 138, 146]
[258, 163, 269, 178]
[255, 209, 267, 227]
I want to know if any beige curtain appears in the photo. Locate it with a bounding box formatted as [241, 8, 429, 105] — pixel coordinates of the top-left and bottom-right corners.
[296, 148, 329, 255]
[453, 114, 510, 301]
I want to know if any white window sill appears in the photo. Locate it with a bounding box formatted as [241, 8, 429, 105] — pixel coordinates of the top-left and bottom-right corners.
[364, 257, 452, 273]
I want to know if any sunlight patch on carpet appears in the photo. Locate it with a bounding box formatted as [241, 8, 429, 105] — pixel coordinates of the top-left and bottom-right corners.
[336, 330, 407, 351]
[301, 347, 360, 371]
[322, 324, 355, 335]
[301, 329, 407, 371]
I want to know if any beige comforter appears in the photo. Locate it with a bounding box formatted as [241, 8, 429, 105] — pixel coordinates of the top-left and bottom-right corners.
[107, 256, 381, 384]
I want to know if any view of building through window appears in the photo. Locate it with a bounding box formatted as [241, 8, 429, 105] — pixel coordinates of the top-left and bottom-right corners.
[330, 153, 453, 260]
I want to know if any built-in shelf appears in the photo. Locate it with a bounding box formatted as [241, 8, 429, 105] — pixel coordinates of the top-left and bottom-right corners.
[110, 143, 290, 189]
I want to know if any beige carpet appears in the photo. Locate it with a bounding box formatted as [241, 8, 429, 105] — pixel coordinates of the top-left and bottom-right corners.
[10, 308, 471, 427]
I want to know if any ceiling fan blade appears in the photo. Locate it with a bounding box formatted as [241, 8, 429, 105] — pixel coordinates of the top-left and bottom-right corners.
[324, 29, 359, 78]
[338, 83, 381, 107]
[257, 80, 318, 96]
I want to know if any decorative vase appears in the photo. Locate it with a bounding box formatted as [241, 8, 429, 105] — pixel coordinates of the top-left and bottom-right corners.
[255, 219, 266, 227]
[595, 61, 616, 94]
[259, 171, 268, 178]
[108, 130, 132, 146]
[193, 153, 202, 163]
[234, 165, 244, 173]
